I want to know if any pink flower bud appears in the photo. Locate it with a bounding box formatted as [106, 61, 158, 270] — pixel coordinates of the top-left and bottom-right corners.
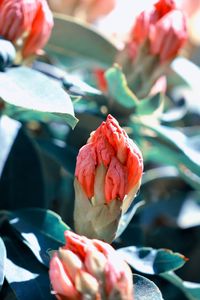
[117, 0, 187, 97]
[74, 114, 143, 242]
[149, 9, 187, 62]
[49, 231, 134, 300]
[127, 0, 187, 62]
[129, 0, 176, 54]
[0, 0, 53, 58]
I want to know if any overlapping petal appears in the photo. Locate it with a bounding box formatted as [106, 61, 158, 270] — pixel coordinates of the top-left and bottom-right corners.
[49, 231, 134, 300]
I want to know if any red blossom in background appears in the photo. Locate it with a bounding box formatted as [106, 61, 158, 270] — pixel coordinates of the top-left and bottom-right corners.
[49, 231, 134, 300]
[149, 9, 187, 62]
[0, 0, 53, 57]
[128, 0, 187, 62]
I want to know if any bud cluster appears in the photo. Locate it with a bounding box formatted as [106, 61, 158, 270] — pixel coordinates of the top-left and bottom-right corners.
[49, 231, 134, 300]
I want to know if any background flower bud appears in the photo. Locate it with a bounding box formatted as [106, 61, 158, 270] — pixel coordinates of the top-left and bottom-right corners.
[117, 0, 187, 98]
[49, 231, 134, 300]
[0, 0, 53, 58]
[149, 9, 187, 62]
[74, 114, 143, 242]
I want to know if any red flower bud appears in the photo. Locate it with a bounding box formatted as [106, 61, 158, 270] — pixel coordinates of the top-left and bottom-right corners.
[76, 114, 143, 204]
[74, 114, 143, 242]
[128, 0, 187, 62]
[49, 231, 134, 300]
[149, 9, 187, 62]
[0, 0, 53, 58]
[117, 0, 187, 97]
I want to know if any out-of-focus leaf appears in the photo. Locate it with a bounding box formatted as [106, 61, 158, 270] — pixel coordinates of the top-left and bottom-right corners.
[116, 200, 145, 239]
[32, 60, 106, 105]
[0, 115, 21, 178]
[162, 272, 200, 300]
[136, 93, 164, 116]
[171, 57, 200, 115]
[135, 122, 200, 189]
[0, 237, 6, 290]
[0, 66, 77, 128]
[3, 234, 54, 300]
[133, 274, 163, 300]
[45, 14, 118, 66]
[161, 103, 188, 122]
[142, 166, 179, 185]
[141, 123, 200, 167]
[144, 139, 200, 190]
[8, 208, 70, 266]
[0, 128, 46, 210]
[105, 64, 139, 108]
[10, 208, 70, 244]
[117, 246, 187, 274]
[171, 57, 200, 92]
[177, 191, 200, 229]
[36, 138, 77, 177]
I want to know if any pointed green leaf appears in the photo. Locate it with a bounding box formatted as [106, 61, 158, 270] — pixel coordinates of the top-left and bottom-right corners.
[45, 14, 118, 66]
[116, 200, 145, 239]
[7, 208, 70, 266]
[10, 208, 70, 244]
[162, 272, 200, 300]
[105, 65, 139, 108]
[0, 66, 78, 128]
[134, 122, 200, 189]
[117, 246, 187, 274]
[3, 236, 54, 300]
[136, 93, 164, 116]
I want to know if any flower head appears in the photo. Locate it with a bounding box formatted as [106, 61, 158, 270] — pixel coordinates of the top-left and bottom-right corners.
[74, 114, 143, 242]
[117, 0, 187, 98]
[49, 231, 134, 300]
[149, 9, 187, 62]
[128, 0, 186, 62]
[0, 0, 53, 58]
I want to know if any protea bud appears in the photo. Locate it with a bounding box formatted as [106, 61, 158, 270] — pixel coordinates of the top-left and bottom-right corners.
[49, 231, 134, 300]
[0, 0, 53, 58]
[48, 0, 116, 23]
[117, 0, 187, 98]
[74, 114, 143, 243]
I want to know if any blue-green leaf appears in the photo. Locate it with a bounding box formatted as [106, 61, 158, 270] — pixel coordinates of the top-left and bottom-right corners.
[45, 14, 118, 66]
[0, 66, 78, 128]
[36, 138, 77, 177]
[105, 64, 139, 108]
[162, 272, 200, 300]
[136, 93, 164, 116]
[116, 200, 145, 239]
[135, 122, 200, 189]
[117, 246, 187, 274]
[3, 235, 54, 300]
[8, 208, 70, 266]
